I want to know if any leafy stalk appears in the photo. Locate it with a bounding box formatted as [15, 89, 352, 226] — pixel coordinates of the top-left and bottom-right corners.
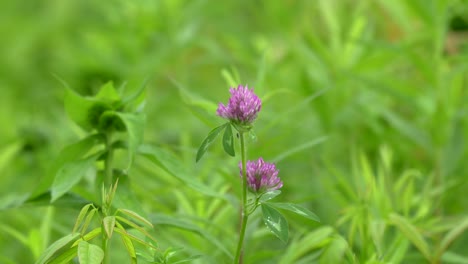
[102, 131, 114, 264]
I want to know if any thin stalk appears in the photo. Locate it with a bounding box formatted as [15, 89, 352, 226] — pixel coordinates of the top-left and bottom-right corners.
[102, 132, 113, 264]
[234, 132, 248, 264]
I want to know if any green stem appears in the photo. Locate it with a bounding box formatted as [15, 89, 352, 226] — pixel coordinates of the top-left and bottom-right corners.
[234, 132, 248, 264]
[102, 132, 113, 264]
[104, 132, 114, 188]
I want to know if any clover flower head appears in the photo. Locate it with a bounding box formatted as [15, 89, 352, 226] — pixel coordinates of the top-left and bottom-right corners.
[239, 157, 282, 193]
[217, 85, 261, 127]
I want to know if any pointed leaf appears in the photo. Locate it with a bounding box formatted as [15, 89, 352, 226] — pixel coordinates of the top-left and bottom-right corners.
[48, 246, 78, 264]
[389, 213, 431, 261]
[117, 209, 153, 228]
[270, 202, 320, 222]
[95, 81, 121, 102]
[73, 204, 93, 233]
[196, 123, 228, 162]
[35, 233, 80, 264]
[103, 216, 116, 238]
[78, 241, 104, 264]
[261, 203, 289, 242]
[259, 190, 282, 202]
[51, 153, 101, 202]
[114, 223, 137, 263]
[222, 123, 235, 156]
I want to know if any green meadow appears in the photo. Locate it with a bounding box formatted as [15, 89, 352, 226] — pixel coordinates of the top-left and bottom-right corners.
[0, 0, 467, 263]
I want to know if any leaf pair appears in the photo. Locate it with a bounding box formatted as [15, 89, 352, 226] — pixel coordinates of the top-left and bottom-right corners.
[196, 122, 235, 162]
[261, 201, 320, 243]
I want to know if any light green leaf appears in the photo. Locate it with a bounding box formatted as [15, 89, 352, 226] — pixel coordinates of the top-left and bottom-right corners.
[261, 203, 289, 242]
[117, 208, 153, 228]
[95, 81, 121, 102]
[222, 123, 235, 156]
[51, 153, 101, 202]
[103, 216, 116, 238]
[35, 233, 80, 264]
[259, 190, 282, 202]
[270, 202, 320, 222]
[435, 217, 468, 260]
[115, 223, 137, 263]
[196, 123, 228, 162]
[78, 241, 104, 264]
[73, 204, 93, 233]
[389, 213, 431, 261]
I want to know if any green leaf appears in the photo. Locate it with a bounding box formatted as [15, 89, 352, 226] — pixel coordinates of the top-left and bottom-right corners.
[261, 203, 289, 242]
[78, 241, 104, 264]
[196, 123, 228, 162]
[115, 112, 146, 165]
[389, 213, 431, 261]
[222, 123, 235, 157]
[115, 223, 137, 263]
[33, 134, 104, 198]
[259, 190, 282, 202]
[81, 208, 97, 234]
[64, 88, 99, 130]
[51, 152, 101, 202]
[139, 144, 223, 198]
[48, 246, 78, 264]
[117, 208, 153, 228]
[73, 204, 93, 233]
[151, 213, 232, 258]
[269, 202, 320, 222]
[95, 81, 121, 102]
[435, 216, 468, 260]
[103, 216, 116, 238]
[35, 233, 80, 264]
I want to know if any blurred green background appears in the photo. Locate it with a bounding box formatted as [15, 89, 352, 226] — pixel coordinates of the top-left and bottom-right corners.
[1, 0, 467, 263]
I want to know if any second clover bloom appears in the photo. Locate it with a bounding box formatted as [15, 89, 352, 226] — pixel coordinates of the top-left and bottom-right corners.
[239, 158, 282, 193]
[216, 85, 261, 127]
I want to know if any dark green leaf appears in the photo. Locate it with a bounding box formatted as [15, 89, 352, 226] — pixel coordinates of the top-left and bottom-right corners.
[270, 202, 320, 222]
[196, 123, 228, 162]
[64, 88, 99, 130]
[35, 233, 80, 264]
[51, 152, 101, 202]
[77, 241, 104, 264]
[261, 203, 289, 242]
[222, 123, 235, 157]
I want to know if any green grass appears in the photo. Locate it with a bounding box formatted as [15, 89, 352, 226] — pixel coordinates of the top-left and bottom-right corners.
[0, 0, 467, 263]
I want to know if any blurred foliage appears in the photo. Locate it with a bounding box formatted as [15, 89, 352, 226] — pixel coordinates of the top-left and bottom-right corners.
[0, 0, 467, 263]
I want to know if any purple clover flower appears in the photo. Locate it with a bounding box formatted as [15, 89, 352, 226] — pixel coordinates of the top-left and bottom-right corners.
[217, 85, 261, 127]
[239, 158, 282, 193]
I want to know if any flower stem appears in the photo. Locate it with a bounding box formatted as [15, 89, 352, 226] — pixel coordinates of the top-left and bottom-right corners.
[234, 132, 248, 264]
